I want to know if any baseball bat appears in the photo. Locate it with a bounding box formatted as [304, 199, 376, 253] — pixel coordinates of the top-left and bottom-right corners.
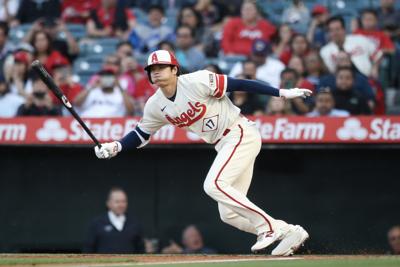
[30, 60, 102, 148]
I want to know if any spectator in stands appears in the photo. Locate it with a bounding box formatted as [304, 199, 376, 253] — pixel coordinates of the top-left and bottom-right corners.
[52, 59, 82, 112]
[304, 51, 328, 87]
[175, 25, 206, 72]
[16, 75, 61, 116]
[288, 56, 315, 91]
[157, 40, 175, 54]
[280, 67, 311, 114]
[23, 18, 79, 63]
[306, 4, 329, 49]
[129, 5, 173, 54]
[272, 24, 293, 65]
[221, 0, 276, 56]
[229, 73, 264, 115]
[0, 0, 20, 23]
[230, 39, 285, 88]
[86, 0, 135, 39]
[281, 0, 310, 34]
[204, 63, 223, 74]
[0, 75, 24, 117]
[387, 225, 400, 255]
[61, 0, 99, 24]
[11, 0, 61, 26]
[30, 30, 70, 74]
[116, 41, 134, 59]
[307, 89, 349, 117]
[161, 225, 216, 254]
[177, 6, 204, 46]
[83, 187, 145, 254]
[6, 51, 33, 97]
[320, 16, 382, 79]
[332, 66, 371, 115]
[279, 33, 310, 65]
[376, 0, 400, 30]
[318, 51, 376, 110]
[354, 9, 395, 55]
[86, 54, 121, 90]
[119, 56, 155, 115]
[194, 0, 222, 27]
[74, 68, 134, 117]
[0, 21, 13, 77]
[265, 97, 293, 116]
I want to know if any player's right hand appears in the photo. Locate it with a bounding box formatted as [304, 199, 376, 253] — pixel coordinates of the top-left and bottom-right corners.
[94, 141, 122, 159]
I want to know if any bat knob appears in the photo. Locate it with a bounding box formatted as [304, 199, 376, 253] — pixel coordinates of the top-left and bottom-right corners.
[31, 60, 42, 68]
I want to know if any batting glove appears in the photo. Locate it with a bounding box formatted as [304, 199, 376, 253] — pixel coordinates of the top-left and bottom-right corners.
[94, 141, 122, 159]
[279, 88, 312, 99]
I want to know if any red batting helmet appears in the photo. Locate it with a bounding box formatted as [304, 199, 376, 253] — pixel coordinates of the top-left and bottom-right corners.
[144, 50, 180, 83]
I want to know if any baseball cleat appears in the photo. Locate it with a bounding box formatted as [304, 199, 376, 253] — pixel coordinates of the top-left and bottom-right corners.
[271, 225, 309, 256]
[251, 231, 281, 252]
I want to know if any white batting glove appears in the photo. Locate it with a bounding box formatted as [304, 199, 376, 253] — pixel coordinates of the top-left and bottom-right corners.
[279, 88, 313, 99]
[94, 141, 122, 159]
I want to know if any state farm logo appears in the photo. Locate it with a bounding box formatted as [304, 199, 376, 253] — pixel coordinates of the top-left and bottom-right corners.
[336, 118, 368, 140]
[36, 119, 68, 141]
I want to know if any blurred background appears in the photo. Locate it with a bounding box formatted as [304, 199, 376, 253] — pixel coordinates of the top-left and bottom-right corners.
[0, 0, 400, 255]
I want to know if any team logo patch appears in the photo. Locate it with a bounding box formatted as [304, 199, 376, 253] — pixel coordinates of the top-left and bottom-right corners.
[209, 74, 215, 88]
[202, 115, 219, 132]
[151, 53, 159, 63]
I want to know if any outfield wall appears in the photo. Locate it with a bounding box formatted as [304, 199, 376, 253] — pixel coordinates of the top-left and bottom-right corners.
[0, 146, 399, 254]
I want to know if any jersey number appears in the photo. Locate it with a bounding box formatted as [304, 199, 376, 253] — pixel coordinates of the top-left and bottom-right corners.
[202, 115, 219, 132]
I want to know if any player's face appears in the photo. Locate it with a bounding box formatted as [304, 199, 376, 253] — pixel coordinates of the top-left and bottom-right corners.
[150, 64, 177, 87]
[107, 191, 128, 216]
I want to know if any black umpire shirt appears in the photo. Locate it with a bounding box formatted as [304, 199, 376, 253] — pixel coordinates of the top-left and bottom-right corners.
[83, 213, 145, 254]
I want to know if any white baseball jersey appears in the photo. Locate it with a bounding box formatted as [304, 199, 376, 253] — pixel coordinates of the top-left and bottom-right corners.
[320, 34, 382, 77]
[137, 70, 240, 144]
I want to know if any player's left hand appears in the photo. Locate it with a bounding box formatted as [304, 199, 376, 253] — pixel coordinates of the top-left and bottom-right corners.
[279, 88, 312, 99]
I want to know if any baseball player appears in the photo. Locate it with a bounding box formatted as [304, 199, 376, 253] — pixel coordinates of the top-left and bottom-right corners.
[95, 50, 311, 255]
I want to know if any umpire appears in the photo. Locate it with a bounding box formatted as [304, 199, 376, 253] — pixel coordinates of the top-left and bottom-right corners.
[83, 187, 145, 253]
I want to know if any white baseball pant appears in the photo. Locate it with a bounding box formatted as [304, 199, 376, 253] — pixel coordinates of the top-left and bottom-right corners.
[203, 116, 288, 235]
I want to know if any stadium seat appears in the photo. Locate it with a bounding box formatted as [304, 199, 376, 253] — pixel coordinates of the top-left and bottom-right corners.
[217, 55, 247, 74]
[79, 38, 119, 56]
[9, 23, 33, 43]
[73, 58, 102, 75]
[64, 24, 86, 40]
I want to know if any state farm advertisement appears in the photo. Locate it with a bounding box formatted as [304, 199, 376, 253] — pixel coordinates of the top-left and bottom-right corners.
[0, 116, 399, 145]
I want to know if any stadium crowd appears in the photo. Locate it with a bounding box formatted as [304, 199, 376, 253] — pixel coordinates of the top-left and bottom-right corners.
[0, 0, 399, 118]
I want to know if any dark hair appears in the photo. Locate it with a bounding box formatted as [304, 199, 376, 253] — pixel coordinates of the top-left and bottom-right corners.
[317, 87, 333, 97]
[205, 63, 223, 74]
[148, 4, 165, 15]
[326, 15, 345, 29]
[271, 23, 292, 45]
[0, 21, 9, 36]
[117, 41, 133, 49]
[31, 30, 53, 56]
[107, 186, 126, 201]
[177, 6, 203, 29]
[176, 25, 195, 38]
[361, 8, 378, 18]
[243, 59, 257, 68]
[281, 68, 300, 80]
[157, 40, 175, 51]
[336, 66, 354, 77]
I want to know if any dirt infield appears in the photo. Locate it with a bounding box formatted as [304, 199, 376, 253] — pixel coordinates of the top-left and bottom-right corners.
[0, 254, 399, 266]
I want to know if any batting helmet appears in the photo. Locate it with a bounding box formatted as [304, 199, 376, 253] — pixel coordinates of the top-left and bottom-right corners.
[144, 50, 180, 83]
